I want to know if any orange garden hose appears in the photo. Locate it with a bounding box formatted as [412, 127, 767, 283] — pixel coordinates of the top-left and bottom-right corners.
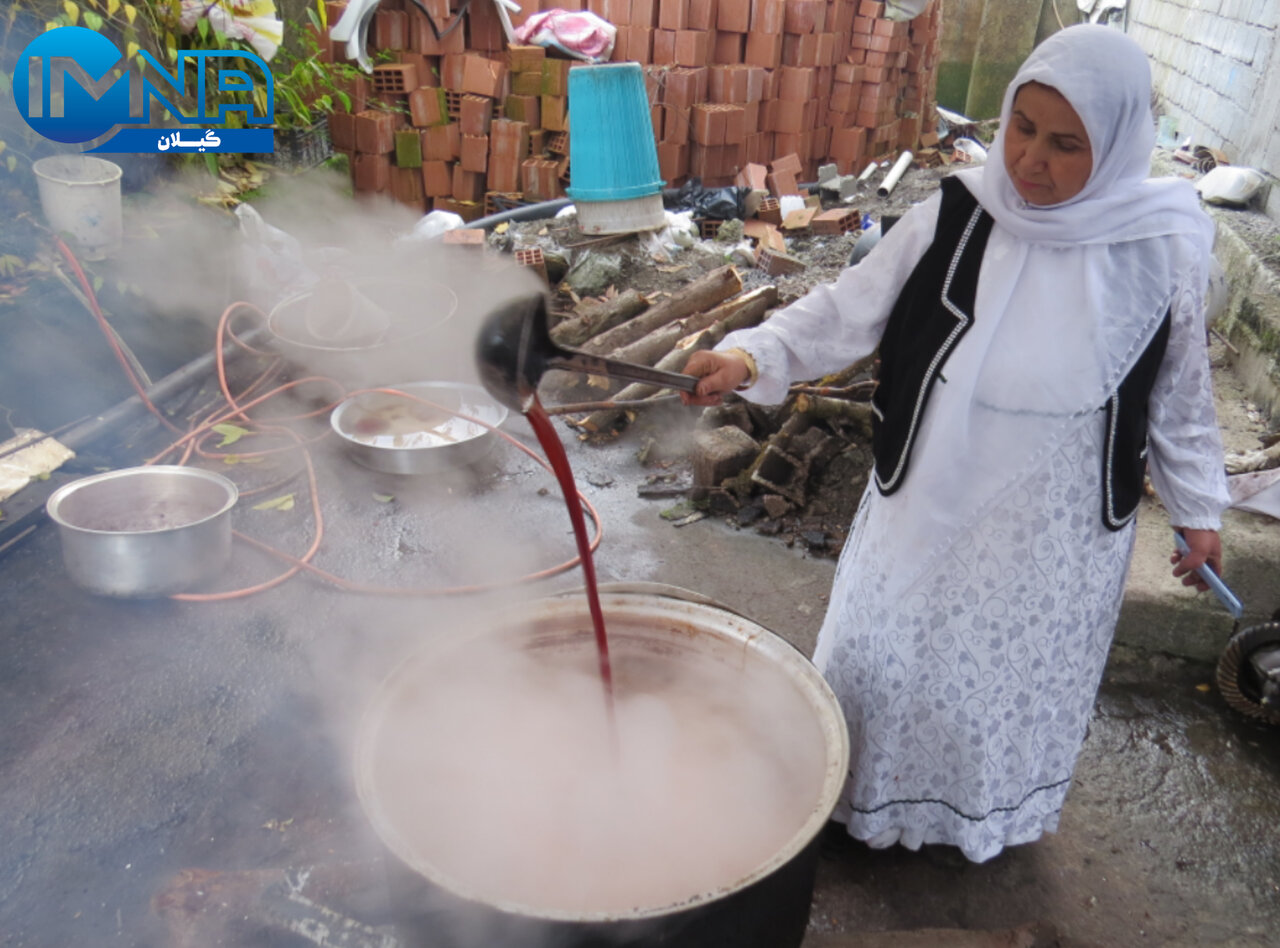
[53, 238, 605, 602]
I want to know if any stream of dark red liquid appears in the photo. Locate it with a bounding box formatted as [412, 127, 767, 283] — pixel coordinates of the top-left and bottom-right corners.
[525, 398, 617, 729]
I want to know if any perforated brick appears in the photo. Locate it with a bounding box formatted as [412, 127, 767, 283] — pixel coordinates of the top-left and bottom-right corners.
[515, 246, 548, 282]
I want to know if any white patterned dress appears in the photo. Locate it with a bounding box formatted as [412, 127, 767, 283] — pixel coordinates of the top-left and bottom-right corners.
[719, 190, 1230, 862]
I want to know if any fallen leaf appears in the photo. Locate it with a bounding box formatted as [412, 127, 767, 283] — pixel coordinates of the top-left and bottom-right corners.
[253, 493, 295, 511]
[1195, 683, 1211, 693]
[213, 423, 249, 447]
[494, 222, 509, 234]
[372, 492, 394, 503]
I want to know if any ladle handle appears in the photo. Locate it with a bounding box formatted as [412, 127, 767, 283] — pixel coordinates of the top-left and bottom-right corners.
[546, 352, 701, 394]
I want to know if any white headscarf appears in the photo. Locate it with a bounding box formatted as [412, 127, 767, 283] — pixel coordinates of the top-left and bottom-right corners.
[882, 25, 1216, 599]
[956, 23, 1213, 252]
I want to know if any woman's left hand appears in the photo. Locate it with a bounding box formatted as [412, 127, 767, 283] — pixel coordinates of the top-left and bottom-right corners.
[1170, 528, 1223, 592]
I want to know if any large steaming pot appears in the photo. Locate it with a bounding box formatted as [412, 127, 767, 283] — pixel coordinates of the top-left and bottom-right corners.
[355, 584, 849, 947]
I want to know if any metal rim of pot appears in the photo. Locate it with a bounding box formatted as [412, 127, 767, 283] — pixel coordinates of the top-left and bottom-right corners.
[329, 381, 509, 475]
[353, 586, 851, 924]
[46, 465, 239, 535]
[266, 279, 459, 355]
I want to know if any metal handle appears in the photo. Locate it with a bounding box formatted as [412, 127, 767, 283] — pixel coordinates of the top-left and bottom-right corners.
[1174, 531, 1243, 619]
[546, 352, 700, 394]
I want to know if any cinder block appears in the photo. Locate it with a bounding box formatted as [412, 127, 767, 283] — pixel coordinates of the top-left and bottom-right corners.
[541, 58, 572, 95]
[744, 30, 782, 68]
[751, 0, 785, 32]
[736, 162, 768, 190]
[442, 228, 487, 247]
[421, 123, 458, 161]
[460, 133, 489, 172]
[461, 53, 507, 98]
[691, 426, 760, 492]
[421, 160, 453, 197]
[783, 0, 825, 33]
[632, 0, 659, 25]
[515, 246, 549, 282]
[390, 165, 426, 208]
[713, 30, 746, 63]
[353, 110, 397, 154]
[811, 208, 859, 234]
[658, 0, 688, 29]
[328, 111, 356, 151]
[688, 0, 718, 30]
[756, 248, 807, 275]
[452, 165, 487, 202]
[781, 206, 817, 232]
[460, 94, 493, 135]
[373, 63, 420, 96]
[409, 86, 448, 127]
[353, 152, 391, 191]
[373, 9, 407, 49]
[507, 44, 547, 72]
[653, 28, 677, 63]
[675, 29, 710, 65]
[394, 129, 423, 167]
[718, 0, 751, 30]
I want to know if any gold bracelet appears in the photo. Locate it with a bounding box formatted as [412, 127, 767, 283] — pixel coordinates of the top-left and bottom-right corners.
[724, 348, 759, 390]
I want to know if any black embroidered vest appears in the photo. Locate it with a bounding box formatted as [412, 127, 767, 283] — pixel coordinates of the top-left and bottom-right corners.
[869, 176, 1169, 531]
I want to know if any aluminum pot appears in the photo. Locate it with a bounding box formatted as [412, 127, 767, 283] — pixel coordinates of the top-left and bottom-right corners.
[45, 465, 238, 598]
[330, 382, 508, 475]
[266, 278, 459, 387]
[355, 584, 849, 947]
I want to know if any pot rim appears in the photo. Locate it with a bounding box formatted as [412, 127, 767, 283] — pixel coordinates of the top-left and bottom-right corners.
[267, 279, 459, 354]
[354, 589, 851, 924]
[45, 465, 239, 536]
[329, 381, 508, 463]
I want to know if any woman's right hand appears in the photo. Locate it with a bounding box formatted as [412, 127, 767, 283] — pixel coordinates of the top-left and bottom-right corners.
[681, 350, 752, 406]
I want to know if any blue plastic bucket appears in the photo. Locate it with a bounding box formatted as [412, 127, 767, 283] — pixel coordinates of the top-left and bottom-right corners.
[566, 63, 664, 203]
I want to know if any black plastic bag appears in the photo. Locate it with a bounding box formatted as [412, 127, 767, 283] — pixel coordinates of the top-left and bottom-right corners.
[663, 178, 748, 220]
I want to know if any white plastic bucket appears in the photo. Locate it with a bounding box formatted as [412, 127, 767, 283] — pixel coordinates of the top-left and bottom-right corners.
[32, 155, 123, 260]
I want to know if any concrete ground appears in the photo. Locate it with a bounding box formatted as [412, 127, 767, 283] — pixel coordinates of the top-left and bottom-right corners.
[1, 213, 1278, 947]
[1, 350, 1277, 948]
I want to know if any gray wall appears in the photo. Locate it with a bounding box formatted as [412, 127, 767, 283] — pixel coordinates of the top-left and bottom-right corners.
[1125, 0, 1280, 215]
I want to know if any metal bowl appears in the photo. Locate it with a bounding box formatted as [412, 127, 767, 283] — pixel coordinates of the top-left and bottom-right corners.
[266, 279, 459, 385]
[45, 465, 238, 598]
[330, 382, 509, 475]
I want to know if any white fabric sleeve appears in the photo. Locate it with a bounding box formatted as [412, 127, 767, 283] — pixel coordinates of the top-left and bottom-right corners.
[716, 190, 943, 405]
[1145, 274, 1232, 530]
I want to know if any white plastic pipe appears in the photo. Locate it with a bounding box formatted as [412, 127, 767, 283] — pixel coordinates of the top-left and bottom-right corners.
[877, 150, 914, 197]
[857, 161, 878, 182]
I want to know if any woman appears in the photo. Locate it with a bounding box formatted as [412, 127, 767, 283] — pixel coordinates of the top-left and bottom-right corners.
[682, 24, 1231, 862]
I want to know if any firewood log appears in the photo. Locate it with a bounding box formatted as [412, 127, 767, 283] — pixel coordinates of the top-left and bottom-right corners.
[573, 288, 778, 433]
[578, 266, 742, 355]
[549, 289, 649, 348]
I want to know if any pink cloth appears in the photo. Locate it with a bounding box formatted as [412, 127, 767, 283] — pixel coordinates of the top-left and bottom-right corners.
[513, 9, 616, 61]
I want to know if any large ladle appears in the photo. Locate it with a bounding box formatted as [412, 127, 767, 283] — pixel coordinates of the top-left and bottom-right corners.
[475, 292, 700, 412]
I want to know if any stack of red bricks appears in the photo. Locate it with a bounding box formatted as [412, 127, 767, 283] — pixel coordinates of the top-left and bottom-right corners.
[324, 0, 578, 219]
[622, 0, 942, 184]
[322, 0, 940, 214]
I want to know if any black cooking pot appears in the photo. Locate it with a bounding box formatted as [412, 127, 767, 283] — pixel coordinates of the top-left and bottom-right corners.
[355, 585, 850, 948]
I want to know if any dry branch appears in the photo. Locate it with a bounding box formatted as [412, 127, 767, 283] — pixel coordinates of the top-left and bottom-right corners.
[578, 266, 743, 355]
[574, 287, 778, 433]
[550, 289, 650, 348]
[605, 285, 780, 369]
